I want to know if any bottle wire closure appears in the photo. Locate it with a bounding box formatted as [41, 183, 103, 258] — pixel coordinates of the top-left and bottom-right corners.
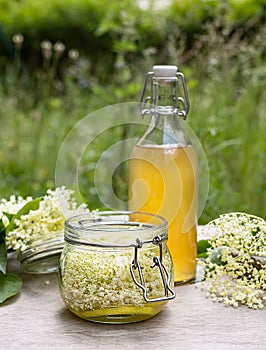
[140, 67, 190, 120]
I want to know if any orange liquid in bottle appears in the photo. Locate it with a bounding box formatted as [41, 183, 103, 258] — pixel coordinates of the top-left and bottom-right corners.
[128, 144, 198, 283]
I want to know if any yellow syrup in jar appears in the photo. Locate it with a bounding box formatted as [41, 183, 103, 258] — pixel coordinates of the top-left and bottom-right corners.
[64, 303, 165, 324]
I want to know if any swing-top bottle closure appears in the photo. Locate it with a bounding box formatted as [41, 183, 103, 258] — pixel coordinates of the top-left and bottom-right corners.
[140, 65, 190, 120]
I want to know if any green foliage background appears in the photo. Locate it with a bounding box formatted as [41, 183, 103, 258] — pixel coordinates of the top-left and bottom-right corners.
[0, 0, 265, 223]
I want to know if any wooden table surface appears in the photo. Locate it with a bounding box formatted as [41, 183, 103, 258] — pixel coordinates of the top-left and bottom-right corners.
[1, 254, 265, 350]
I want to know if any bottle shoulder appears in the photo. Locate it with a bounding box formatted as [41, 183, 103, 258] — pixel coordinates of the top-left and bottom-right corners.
[137, 115, 192, 147]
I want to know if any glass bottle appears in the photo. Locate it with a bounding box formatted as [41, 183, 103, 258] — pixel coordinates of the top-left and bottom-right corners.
[128, 65, 198, 284]
[58, 211, 175, 324]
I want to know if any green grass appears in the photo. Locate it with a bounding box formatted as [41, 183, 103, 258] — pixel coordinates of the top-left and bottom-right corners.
[188, 69, 266, 222]
[0, 3, 265, 224]
[1, 61, 265, 223]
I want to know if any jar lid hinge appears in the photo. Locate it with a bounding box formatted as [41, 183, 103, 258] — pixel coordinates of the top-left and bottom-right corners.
[130, 236, 175, 303]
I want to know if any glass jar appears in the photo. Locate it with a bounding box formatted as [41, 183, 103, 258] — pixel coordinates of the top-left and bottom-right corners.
[17, 231, 64, 274]
[58, 211, 175, 324]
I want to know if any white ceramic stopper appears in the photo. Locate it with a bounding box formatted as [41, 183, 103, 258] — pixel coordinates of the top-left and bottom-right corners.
[153, 65, 177, 77]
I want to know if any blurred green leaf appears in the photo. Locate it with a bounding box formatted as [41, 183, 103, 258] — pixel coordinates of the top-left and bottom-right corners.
[209, 247, 228, 266]
[0, 242, 7, 274]
[0, 219, 7, 274]
[0, 274, 23, 304]
[2, 212, 14, 222]
[197, 239, 211, 258]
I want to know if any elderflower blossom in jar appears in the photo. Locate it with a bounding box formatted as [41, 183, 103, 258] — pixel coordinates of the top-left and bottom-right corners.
[58, 211, 175, 323]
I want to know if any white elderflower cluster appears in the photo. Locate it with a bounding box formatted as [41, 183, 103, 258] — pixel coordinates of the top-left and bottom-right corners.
[6, 187, 88, 252]
[60, 247, 172, 312]
[0, 195, 33, 226]
[199, 212, 266, 309]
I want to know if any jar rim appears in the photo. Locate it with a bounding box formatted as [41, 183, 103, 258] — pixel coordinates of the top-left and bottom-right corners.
[64, 210, 168, 248]
[18, 233, 64, 274]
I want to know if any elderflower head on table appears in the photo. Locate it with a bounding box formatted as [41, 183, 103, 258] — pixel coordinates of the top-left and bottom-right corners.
[199, 212, 266, 309]
[5, 187, 88, 252]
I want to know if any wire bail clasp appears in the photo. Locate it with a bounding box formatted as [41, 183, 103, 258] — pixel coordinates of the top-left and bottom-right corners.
[130, 236, 176, 303]
[139, 68, 190, 120]
[176, 71, 190, 119]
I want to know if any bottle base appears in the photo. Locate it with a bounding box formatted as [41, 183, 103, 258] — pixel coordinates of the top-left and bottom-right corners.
[174, 272, 196, 285]
[67, 303, 165, 324]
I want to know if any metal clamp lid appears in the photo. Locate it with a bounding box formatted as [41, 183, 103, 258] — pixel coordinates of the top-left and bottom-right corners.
[130, 235, 176, 303]
[140, 65, 190, 120]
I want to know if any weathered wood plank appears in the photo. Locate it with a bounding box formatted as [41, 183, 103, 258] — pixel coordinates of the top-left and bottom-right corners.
[1, 255, 265, 350]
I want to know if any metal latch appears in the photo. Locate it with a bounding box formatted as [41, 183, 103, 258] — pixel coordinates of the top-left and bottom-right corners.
[130, 236, 176, 303]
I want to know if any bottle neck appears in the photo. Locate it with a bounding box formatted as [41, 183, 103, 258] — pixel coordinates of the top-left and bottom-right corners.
[137, 75, 191, 147]
[152, 78, 177, 116]
[151, 79, 179, 143]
